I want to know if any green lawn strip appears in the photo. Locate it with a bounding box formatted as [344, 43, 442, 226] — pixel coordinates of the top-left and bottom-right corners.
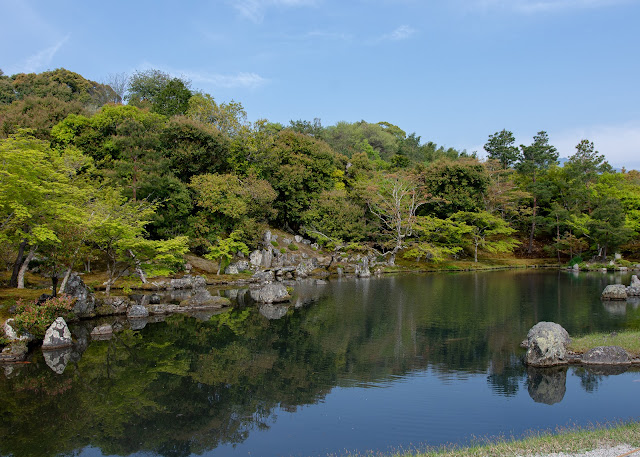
[569, 331, 640, 357]
[370, 421, 640, 457]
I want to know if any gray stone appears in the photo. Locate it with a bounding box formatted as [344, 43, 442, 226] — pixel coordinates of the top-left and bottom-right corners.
[3, 319, 34, 342]
[169, 275, 207, 290]
[355, 257, 371, 278]
[626, 286, 640, 297]
[572, 263, 580, 271]
[252, 270, 275, 283]
[631, 275, 640, 287]
[42, 317, 73, 350]
[263, 230, 272, 243]
[250, 250, 263, 267]
[184, 262, 192, 272]
[63, 273, 95, 317]
[337, 267, 343, 277]
[282, 237, 292, 245]
[523, 322, 570, 367]
[95, 296, 130, 315]
[129, 318, 148, 331]
[43, 348, 71, 374]
[615, 253, 622, 260]
[225, 260, 250, 275]
[0, 341, 28, 362]
[582, 346, 630, 365]
[148, 304, 181, 315]
[127, 305, 149, 319]
[527, 367, 567, 405]
[149, 294, 162, 304]
[311, 243, 319, 250]
[294, 235, 303, 243]
[601, 284, 628, 300]
[179, 290, 231, 309]
[250, 282, 291, 304]
[315, 279, 328, 285]
[295, 258, 318, 279]
[90, 324, 113, 337]
[302, 239, 311, 245]
[262, 248, 273, 268]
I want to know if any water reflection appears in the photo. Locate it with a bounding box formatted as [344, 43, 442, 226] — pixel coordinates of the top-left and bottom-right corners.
[1, 270, 639, 457]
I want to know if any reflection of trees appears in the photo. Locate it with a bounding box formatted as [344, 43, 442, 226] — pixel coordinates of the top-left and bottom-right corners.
[1, 271, 638, 456]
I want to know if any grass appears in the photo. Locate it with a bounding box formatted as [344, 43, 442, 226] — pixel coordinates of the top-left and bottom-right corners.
[341, 421, 640, 457]
[569, 331, 640, 357]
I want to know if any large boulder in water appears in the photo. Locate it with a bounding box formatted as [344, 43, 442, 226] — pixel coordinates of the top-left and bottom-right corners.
[601, 284, 627, 300]
[64, 273, 95, 317]
[523, 322, 570, 367]
[42, 317, 73, 350]
[581, 346, 631, 365]
[250, 283, 290, 304]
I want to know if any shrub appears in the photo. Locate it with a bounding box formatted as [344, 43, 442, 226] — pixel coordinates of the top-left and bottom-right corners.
[280, 248, 287, 254]
[12, 295, 75, 339]
[288, 243, 299, 251]
[569, 256, 583, 267]
[271, 240, 279, 247]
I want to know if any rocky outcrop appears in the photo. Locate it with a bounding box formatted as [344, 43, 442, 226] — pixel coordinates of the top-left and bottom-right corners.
[522, 322, 571, 367]
[355, 257, 371, 278]
[127, 305, 149, 319]
[42, 317, 73, 350]
[3, 319, 34, 342]
[63, 273, 95, 317]
[627, 275, 640, 296]
[601, 284, 628, 300]
[167, 275, 207, 290]
[95, 296, 132, 316]
[179, 290, 231, 309]
[0, 341, 28, 362]
[225, 260, 250, 274]
[582, 346, 631, 365]
[250, 283, 290, 304]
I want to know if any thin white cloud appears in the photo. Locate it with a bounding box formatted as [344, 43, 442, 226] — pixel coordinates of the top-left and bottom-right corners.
[473, 0, 634, 13]
[381, 25, 417, 41]
[136, 62, 268, 89]
[231, 0, 318, 23]
[7, 34, 70, 74]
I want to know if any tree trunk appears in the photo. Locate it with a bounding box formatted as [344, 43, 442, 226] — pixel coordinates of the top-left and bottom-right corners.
[474, 239, 479, 263]
[128, 249, 147, 284]
[17, 246, 37, 289]
[10, 240, 27, 288]
[58, 266, 73, 294]
[51, 275, 58, 297]
[556, 214, 561, 263]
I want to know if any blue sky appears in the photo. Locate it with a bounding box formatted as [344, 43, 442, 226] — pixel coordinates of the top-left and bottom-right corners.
[1, 0, 639, 169]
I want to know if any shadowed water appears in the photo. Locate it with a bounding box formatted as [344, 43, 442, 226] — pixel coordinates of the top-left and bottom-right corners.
[1, 270, 639, 457]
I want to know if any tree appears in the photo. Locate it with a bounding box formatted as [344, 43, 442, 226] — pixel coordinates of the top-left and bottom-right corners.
[587, 197, 633, 259]
[362, 175, 424, 263]
[451, 211, 519, 262]
[301, 189, 368, 242]
[126, 69, 172, 109]
[103, 72, 128, 104]
[205, 231, 249, 275]
[0, 131, 91, 288]
[89, 188, 189, 294]
[186, 93, 249, 137]
[516, 131, 558, 253]
[484, 129, 519, 169]
[404, 216, 470, 262]
[152, 78, 192, 116]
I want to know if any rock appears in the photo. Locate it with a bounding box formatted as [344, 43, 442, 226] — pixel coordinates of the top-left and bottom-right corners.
[302, 239, 311, 245]
[184, 262, 192, 272]
[282, 237, 292, 245]
[315, 279, 328, 285]
[259, 303, 289, 320]
[355, 257, 371, 278]
[42, 317, 73, 350]
[295, 258, 318, 279]
[581, 346, 631, 365]
[619, 267, 628, 272]
[632, 275, 640, 287]
[149, 294, 162, 304]
[129, 318, 148, 331]
[523, 322, 570, 367]
[615, 253, 622, 260]
[148, 304, 181, 315]
[179, 290, 231, 309]
[262, 248, 273, 268]
[3, 319, 34, 342]
[601, 284, 628, 300]
[90, 324, 113, 338]
[127, 305, 149, 319]
[263, 230, 272, 243]
[250, 283, 291, 304]
[526, 366, 567, 405]
[626, 286, 640, 297]
[311, 243, 319, 250]
[250, 250, 263, 267]
[225, 260, 250, 275]
[337, 267, 343, 277]
[252, 270, 275, 283]
[43, 348, 71, 374]
[0, 342, 28, 362]
[294, 235, 303, 243]
[572, 263, 579, 271]
[169, 275, 207, 290]
[63, 273, 95, 317]
[601, 268, 607, 273]
[95, 296, 131, 316]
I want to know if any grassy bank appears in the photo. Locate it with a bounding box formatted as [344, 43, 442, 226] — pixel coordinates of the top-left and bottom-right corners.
[569, 331, 640, 357]
[349, 421, 640, 457]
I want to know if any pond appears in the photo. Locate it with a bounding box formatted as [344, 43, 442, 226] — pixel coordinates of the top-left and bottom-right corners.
[1, 270, 639, 457]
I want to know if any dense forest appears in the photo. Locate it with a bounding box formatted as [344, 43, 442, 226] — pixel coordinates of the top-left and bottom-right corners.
[1, 68, 639, 289]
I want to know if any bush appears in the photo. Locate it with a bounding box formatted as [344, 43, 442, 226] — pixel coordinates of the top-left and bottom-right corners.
[288, 243, 299, 251]
[569, 256, 583, 267]
[280, 248, 287, 254]
[271, 240, 279, 247]
[12, 295, 75, 339]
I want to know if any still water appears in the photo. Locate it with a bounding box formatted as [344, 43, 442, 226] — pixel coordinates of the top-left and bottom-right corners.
[1, 270, 639, 457]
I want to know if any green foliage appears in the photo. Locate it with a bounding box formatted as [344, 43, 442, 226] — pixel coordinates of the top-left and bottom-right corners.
[452, 211, 519, 262]
[301, 189, 368, 242]
[271, 240, 279, 247]
[12, 295, 75, 338]
[288, 243, 298, 251]
[152, 78, 192, 116]
[484, 129, 519, 169]
[204, 231, 249, 274]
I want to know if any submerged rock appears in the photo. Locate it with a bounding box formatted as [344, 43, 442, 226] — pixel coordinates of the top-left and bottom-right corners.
[127, 305, 149, 319]
[523, 322, 570, 367]
[582, 346, 631, 365]
[601, 284, 628, 300]
[42, 317, 73, 350]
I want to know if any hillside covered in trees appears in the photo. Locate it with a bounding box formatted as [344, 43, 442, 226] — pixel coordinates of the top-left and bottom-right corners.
[1, 68, 639, 289]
